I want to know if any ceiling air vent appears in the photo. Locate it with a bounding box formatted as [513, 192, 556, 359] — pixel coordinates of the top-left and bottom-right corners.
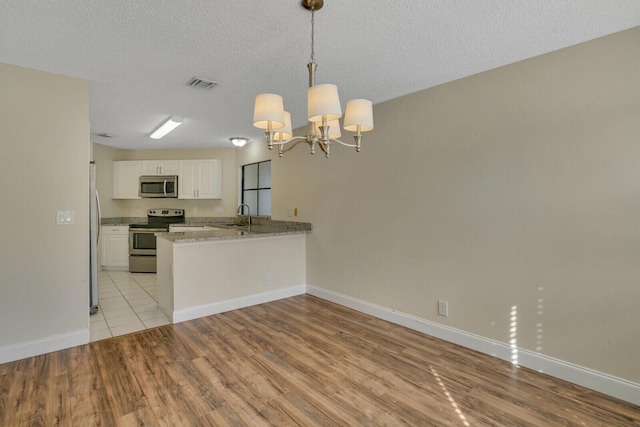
[186, 77, 218, 90]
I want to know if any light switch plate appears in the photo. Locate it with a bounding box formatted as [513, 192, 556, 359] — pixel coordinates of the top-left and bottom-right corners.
[56, 210, 75, 225]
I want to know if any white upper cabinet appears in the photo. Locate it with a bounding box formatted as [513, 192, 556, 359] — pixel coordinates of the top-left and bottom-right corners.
[179, 159, 222, 199]
[112, 161, 141, 199]
[140, 160, 179, 175]
[112, 159, 221, 200]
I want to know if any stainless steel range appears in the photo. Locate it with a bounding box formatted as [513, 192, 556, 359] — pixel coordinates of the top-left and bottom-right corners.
[129, 209, 185, 273]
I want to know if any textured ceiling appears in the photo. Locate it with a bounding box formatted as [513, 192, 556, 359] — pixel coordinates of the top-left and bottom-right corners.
[1, 1, 639, 150]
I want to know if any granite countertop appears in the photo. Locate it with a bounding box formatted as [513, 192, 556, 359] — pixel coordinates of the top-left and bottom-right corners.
[156, 224, 310, 244]
[101, 216, 312, 243]
[101, 217, 148, 226]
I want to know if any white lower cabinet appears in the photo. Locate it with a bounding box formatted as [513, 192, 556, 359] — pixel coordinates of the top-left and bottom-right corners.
[100, 226, 129, 270]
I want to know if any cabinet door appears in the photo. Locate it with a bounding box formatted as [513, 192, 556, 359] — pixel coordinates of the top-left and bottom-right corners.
[197, 160, 222, 199]
[141, 160, 179, 175]
[100, 231, 129, 268]
[160, 160, 179, 175]
[112, 161, 141, 199]
[178, 160, 197, 199]
[140, 161, 160, 175]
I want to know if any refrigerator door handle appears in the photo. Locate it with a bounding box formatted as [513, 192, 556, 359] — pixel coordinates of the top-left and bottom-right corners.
[96, 190, 101, 243]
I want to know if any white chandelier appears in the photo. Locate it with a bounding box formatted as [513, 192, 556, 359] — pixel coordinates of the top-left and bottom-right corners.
[252, 0, 374, 158]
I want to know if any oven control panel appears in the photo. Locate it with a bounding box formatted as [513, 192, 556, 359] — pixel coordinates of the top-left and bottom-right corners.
[148, 209, 184, 217]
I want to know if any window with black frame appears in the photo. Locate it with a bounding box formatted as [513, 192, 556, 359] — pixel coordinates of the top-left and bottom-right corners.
[241, 160, 271, 216]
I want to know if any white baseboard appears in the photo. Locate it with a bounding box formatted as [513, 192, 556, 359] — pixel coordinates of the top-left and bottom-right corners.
[0, 329, 89, 365]
[172, 285, 307, 324]
[306, 285, 640, 406]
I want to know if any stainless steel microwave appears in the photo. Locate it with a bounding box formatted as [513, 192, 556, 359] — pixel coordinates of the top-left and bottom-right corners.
[139, 175, 178, 198]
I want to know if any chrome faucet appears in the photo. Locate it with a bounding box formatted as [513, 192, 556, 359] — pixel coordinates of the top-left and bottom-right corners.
[237, 203, 251, 226]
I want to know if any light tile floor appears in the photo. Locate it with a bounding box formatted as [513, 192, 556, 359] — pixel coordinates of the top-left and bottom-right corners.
[90, 270, 170, 342]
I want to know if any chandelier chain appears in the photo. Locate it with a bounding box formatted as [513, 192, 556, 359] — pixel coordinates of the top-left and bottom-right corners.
[310, 7, 316, 64]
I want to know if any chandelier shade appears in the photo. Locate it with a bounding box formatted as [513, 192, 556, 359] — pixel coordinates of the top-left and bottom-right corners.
[253, 94, 285, 130]
[308, 84, 342, 122]
[344, 99, 374, 132]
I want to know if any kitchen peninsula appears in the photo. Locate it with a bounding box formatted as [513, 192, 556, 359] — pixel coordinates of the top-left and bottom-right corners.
[155, 219, 311, 323]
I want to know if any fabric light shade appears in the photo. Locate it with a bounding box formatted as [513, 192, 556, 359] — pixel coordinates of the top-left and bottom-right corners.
[308, 84, 342, 122]
[253, 94, 285, 129]
[274, 111, 293, 141]
[343, 99, 374, 132]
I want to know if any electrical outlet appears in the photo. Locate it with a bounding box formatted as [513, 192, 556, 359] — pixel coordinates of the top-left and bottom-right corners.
[437, 300, 449, 317]
[288, 208, 293, 217]
[294, 208, 298, 216]
[264, 274, 272, 285]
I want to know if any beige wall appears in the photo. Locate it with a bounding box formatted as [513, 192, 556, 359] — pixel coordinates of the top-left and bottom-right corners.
[92, 144, 240, 218]
[170, 235, 306, 312]
[0, 63, 90, 355]
[238, 27, 640, 383]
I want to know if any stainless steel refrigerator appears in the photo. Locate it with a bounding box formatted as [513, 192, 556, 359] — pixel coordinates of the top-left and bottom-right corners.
[90, 162, 101, 314]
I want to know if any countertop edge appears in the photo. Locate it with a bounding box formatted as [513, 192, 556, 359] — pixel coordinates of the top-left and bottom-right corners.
[156, 228, 309, 244]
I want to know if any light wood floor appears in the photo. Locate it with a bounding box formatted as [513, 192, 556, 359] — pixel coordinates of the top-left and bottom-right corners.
[1, 295, 639, 426]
